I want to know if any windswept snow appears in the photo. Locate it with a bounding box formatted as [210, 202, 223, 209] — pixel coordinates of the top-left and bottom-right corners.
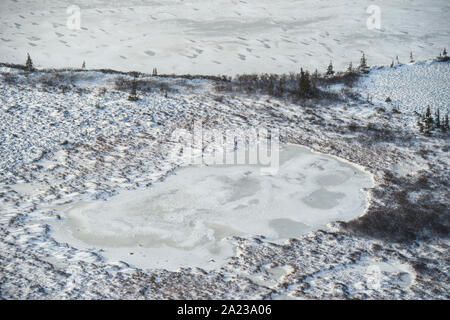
[0, 0, 449, 74]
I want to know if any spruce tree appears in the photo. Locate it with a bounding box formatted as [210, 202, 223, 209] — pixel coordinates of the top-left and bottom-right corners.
[25, 53, 34, 71]
[396, 55, 400, 64]
[82, 61, 86, 69]
[390, 60, 394, 68]
[267, 77, 274, 95]
[152, 68, 158, 76]
[437, 48, 449, 62]
[277, 78, 284, 97]
[326, 61, 334, 76]
[298, 68, 304, 96]
[423, 106, 433, 134]
[418, 118, 424, 133]
[359, 52, 369, 73]
[298, 68, 311, 98]
[305, 70, 312, 95]
[435, 109, 440, 128]
[128, 75, 138, 101]
[347, 62, 353, 72]
[409, 52, 414, 63]
[313, 69, 319, 78]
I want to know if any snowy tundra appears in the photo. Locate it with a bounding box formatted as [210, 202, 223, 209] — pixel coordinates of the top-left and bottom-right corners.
[0, 58, 449, 299]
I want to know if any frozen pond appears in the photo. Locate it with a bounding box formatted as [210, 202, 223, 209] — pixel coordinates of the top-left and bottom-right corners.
[51, 144, 373, 270]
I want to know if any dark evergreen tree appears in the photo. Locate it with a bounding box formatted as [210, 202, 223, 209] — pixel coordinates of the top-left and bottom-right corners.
[423, 106, 433, 134]
[82, 61, 86, 69]
[390, 60, 394, 68]
[326, 61, 334, 76]
[410, 52, 414, 63]
[396, 55, 400, 64]
[435, 109, 440, 128]
[276, 78, 284, 97]
[417, 117, 424, 133]
[359, 52, 369, 73]
[443, 114, 449, 132]
[436, 48, 449, 62]
[298, 68, 311, 98]
[305, 70, 312, 95]
[267, 77, 274, 95]
[152, 68, 158, 76]
[347, 62, 353, 72]
[25, 53, 34, 71]
[128, 75, 138, 101]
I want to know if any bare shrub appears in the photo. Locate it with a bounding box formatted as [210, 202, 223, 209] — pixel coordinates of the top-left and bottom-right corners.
[2, 73, 18, 84]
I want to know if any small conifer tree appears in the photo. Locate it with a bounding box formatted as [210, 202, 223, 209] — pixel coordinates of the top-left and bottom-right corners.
[423, 106, 433, 134]
[326, 61, 334, 76]
[436, 48, 449, 62]
[298, 68, 311, 97]
[128, 75, 139, 101]
[435, 109, 440, 128]
[359, 52, 369, 73]
[276, 78, 284, 97]
[417, 117, 424, 133]
[82, 61, 86, 69]
[152, 68, 158, 76]
[305, 70, 312, 94]
[25, 53, 34, 71]
[312, 69, 319, 78]
[410, 52, 414, 63]
[267, 77, 274, 95]
[347, 62, 353, 72]
[439, 113, 449, 132]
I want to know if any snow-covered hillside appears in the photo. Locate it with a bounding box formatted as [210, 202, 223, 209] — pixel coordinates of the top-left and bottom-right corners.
[0, 60, 448, 299]
[1, 0, 449, 74]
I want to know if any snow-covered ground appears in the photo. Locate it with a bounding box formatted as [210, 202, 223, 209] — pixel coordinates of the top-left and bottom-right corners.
[1, 0, 449, 74]
[0, 59, 448, 299]
[360, 61, 450, 113]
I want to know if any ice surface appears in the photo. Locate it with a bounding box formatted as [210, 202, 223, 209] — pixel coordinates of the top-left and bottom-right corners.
[0, 0, 448, 74]
[51, 144, 373, 270]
